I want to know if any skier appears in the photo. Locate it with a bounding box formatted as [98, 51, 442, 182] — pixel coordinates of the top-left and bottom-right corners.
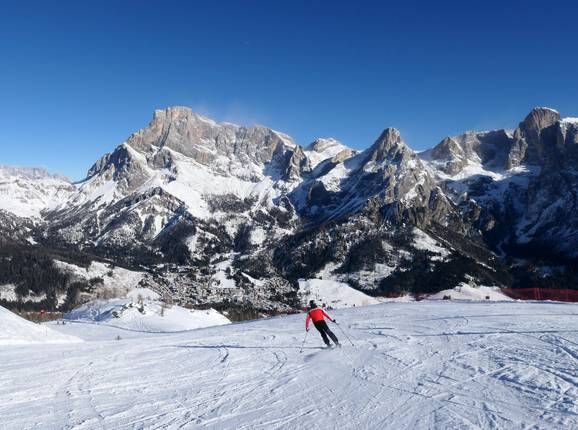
[306, 300, 340, 348]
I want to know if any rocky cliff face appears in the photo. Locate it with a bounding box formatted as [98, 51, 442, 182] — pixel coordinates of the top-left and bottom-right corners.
[2, 106, 578, 313]
[421, 107, 578, 261]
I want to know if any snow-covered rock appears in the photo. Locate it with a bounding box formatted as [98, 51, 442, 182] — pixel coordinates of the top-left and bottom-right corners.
[304, 137, 351, 168]
[412, 227, 451, 261]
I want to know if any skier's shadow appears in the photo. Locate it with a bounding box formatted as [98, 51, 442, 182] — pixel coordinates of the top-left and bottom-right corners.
[169, 344, 326, 350]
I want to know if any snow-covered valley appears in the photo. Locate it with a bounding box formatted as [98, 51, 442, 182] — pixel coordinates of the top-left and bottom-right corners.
[2, 300, 578, 429]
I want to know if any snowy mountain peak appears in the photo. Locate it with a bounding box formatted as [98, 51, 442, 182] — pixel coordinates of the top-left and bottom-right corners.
[423, 128, 516, 176]
[0, 166, 74, 218]
[304, 138, 351, 168]
[0, 166, 69, 182]
[429, 136, 464, 160]
[532, 106, 559, 115]
[519, 106, 561, 135]
[152, 106, 217, 127]
[306, 138, 345, 153]
[561, 117, 578, 125]
[365, 127, 410, 164]
[511, 106, 562, 166]
[124, 106, 299, 168]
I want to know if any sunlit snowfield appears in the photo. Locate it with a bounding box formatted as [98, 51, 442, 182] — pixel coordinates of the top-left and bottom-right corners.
[2, 301, 578, 429]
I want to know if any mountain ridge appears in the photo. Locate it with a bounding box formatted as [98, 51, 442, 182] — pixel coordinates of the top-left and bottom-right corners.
[2, 106, 577, 314]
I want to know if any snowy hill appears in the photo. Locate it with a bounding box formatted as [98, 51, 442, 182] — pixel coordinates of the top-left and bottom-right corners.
[2, 301, 578, 429]
[298, 279, 380, 308]
[64, 292, 230, 332]
[0, 305, 81, 345]
[427, 283, 513, 301]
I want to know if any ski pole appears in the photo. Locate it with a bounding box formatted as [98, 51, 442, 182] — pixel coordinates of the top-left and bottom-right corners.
[335, 321, 355, 346]
[299, 330, 309, 353]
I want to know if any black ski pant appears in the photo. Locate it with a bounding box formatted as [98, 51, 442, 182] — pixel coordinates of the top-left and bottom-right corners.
[313, 320, 339, 346]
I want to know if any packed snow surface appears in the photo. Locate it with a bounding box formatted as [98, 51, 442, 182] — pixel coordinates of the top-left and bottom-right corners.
[0, 305, 81, 345]
[2, 301, 578, 429]
[298, 278, 380, 308]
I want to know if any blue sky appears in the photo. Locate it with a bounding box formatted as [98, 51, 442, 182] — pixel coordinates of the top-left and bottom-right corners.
[1, 0, 577, 180]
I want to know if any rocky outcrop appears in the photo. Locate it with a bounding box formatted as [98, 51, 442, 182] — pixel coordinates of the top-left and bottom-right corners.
[426, 129, 515, 174]
[422, 107, 578, 261]
[124, 107, 298, 168]
[512, 107, 560, 165]
[283, 146, 312, 181]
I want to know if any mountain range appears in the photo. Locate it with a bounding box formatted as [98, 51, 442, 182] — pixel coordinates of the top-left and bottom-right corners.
[1, 106, 577, 313]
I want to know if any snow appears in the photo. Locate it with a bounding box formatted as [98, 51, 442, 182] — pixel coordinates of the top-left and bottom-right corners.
[210, 257, 237, 289]
[155, 154, 283, 220]
[422, 155, 540, 209]
[53, 261, 144, 294]
[185, 233, 198, 254]
[304, 138, 350, 168]
[0, 305, 81, 345]
[402, 170, 428, 202]
[2, 301, 578, 428]
[1, 283, 54, 304]
[561, 117, 578, 125]
[0, 166, 74, 218]
[64, 297, 230, 333]
[318, 160, 350, 191]
[413, 228, 451, 260]
[0, 284, 18, 301]
[314, 259, 398, 291]
[348, 264, 398, 290]
[537, 106, 560, 114]
[298, 278, 380, 308]
[427, 283, 513, 301]
[272, 130, 297, 149]
[425, 157, 507, 182]
[250, 227, 267, 245]
[75, 177, 118, 209]
[241, 272, 265, 287]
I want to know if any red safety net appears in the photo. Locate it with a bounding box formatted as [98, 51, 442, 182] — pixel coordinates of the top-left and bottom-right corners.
[501, 288, 578, 302]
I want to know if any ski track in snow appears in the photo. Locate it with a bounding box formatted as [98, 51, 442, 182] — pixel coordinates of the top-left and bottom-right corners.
[2, 301, 578, 429]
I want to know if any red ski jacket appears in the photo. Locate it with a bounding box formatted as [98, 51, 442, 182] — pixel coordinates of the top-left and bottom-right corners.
[306, 308, 334, 330]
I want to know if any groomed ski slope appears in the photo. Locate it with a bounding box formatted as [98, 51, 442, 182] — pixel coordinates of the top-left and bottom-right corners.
[2, 301, 578, 429]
